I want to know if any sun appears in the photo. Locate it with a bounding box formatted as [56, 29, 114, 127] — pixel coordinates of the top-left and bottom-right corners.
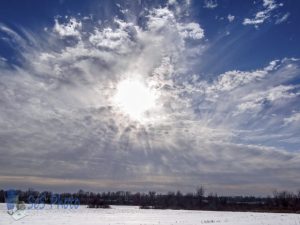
[113, 79, 157, 121]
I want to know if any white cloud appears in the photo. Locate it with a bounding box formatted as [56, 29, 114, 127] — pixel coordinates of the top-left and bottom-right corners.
[227, 14, 235, 22]
[236, 85, 298, 114]
[275, 12, 290, 24]
[177, 22, 204, 40]
[203, 0, 218, 9]
[0, 56, 7, 62]
[243, 0, 285, 26]
[0, 56, 8, 67]
[168, 0, 177, 5]
[0, 24, 27, 47]
[284, 112, 300, 124]
[147, 7, 176, 31]
[54, 17, 82, 38]
[88, 19, 137, 54]
[207, 68, 268, 92]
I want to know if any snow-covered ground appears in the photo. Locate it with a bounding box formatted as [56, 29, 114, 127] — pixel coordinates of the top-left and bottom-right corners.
[1, 204, 300, 225]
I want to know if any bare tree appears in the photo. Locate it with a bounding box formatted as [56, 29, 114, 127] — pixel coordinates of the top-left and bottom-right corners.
[196, 186, 205, 198]
[196, 186, 205, 208]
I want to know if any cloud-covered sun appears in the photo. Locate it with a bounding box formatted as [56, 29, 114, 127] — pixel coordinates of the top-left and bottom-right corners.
[113, 79, 157, 121]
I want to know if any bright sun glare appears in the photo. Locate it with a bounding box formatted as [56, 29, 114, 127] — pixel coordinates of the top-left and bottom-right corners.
[114, 79, 157, 121]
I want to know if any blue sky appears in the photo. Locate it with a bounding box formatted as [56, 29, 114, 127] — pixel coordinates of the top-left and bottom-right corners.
[0, 0, 300, 195]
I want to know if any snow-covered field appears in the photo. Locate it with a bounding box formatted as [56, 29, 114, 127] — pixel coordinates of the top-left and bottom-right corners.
[1, 204, 300, 225]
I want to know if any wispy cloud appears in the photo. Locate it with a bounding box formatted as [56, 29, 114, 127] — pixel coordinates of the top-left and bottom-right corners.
[0, 3, 299, 195]
[203, 0, 218, 9]
[284, 112, 300, 125]
[243, 0, 286, 27]
[275, 12, 290, 24]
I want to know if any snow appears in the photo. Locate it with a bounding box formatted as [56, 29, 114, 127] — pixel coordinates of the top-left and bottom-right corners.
[1, 204, 300, 225]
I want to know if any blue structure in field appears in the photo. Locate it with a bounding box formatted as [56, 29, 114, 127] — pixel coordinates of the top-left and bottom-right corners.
[5, 189, 18, 213]
[5, 189, 27, 220]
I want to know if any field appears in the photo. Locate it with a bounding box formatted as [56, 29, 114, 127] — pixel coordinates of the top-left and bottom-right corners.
[1, 204, 300, 225]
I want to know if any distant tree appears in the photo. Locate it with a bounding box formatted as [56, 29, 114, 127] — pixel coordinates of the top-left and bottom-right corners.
[196, 186, 205, 208]
[88, 193, 110, 208]
[207, 193, 219, 210]
[196, 186, 205, 198]
[2, 187, 300, 212]
[0, 190, 4, 203]
[273, 190, 296, 210]
[149, 191, 156, 206]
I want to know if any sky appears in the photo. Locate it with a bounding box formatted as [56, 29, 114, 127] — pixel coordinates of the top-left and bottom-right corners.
[0, 0, 300, 196]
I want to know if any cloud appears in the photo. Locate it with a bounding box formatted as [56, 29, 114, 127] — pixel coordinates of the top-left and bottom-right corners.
[243, 0, 285, 26]
[203, 0, 218, 9]
[177, 22, 204, 40]
[0, 3, 300, 195]
[227, 14, 235, 22]
[275, 12, 290, 24]
[88, 18, 138, 54]
[236, 85, 298, 114]
[54, 17, 82, 38]
[284, 112, 300, 125]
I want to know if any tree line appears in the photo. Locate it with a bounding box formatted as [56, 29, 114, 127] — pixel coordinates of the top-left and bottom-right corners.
[1, 187, 300, 213]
